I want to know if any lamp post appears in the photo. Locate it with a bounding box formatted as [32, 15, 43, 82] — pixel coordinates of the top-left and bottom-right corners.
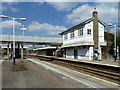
[1, 15, 26, 65]
[117, 25, 120, 60]
[108, 23, 119, 61]
[114, 25, 117, 61]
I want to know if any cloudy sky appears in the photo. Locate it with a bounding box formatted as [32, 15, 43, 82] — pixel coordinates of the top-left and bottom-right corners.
[1, 1, 118, 37]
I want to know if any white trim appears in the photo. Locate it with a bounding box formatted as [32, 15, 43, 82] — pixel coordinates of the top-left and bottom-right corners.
[33, 46, 57, 51]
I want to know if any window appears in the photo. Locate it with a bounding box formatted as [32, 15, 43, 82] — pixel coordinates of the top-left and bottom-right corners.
[80, 29, 83, 35]
[87, 29, 91, 35]
[70, 31, 74, 38]
[64, 34, 68, 40]
[78, 28, 83, 36]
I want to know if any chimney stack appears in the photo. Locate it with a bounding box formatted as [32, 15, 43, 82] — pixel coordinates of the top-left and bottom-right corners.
[93, 8, 99, 57]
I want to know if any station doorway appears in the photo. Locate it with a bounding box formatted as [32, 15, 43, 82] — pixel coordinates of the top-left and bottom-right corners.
[74, 49, 78, 59]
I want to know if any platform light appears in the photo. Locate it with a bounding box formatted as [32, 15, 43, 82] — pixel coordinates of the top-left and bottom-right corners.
[1, 15, 27, 65]
[108, 23, 112, 26]
[19, 18, 27, 21]
[0, 15, 8, 18]
[107, 23, 120, 61]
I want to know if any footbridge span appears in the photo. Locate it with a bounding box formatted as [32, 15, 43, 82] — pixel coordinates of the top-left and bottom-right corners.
[0, 34, 63, 59]
[0, 34, 62, 45]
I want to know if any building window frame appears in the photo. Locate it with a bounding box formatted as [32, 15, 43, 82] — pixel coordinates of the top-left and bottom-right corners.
[64, 34, 68, 40]
[78, 28, 83, 36]
[70, 31, 74, 38]
[87, 29, 91, 35]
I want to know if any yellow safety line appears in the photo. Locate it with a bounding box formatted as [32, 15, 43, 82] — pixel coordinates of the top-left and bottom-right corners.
[27, 58, 98, 89]
[44, 64, 97, 88]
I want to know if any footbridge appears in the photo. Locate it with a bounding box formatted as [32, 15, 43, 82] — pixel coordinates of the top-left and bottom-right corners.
[0, 34, 62, 60]
[0, 34, 62, 45]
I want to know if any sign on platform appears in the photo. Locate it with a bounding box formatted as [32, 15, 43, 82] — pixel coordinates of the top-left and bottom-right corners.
[113, 48, 116, 50]
[21, 28, 26, 30]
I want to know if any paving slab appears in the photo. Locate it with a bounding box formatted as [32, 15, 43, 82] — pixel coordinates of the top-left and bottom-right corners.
[2, 59, 87, 88]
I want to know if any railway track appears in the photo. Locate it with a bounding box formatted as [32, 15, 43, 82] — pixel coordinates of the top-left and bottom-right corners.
[50, 60, 119, 84]
[26, 54, 120, 84]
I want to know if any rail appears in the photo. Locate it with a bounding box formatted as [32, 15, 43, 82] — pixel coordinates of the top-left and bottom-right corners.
[25, 54, 120, 84]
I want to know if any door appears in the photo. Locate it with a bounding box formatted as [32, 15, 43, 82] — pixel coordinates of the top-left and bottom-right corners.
[74, 49, 78, 59]
[46, 50, 54, 56]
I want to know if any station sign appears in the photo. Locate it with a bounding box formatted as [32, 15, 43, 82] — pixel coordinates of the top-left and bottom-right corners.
[21, 28, 26, 30]
[113, 48, 116, 50]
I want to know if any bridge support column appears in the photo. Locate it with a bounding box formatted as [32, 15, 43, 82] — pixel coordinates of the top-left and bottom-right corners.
[11, 44, 13, 59]
[21, 43, 24, 59]
[7, 42, 9, 60]
[18, 43, 20, 58]
[63, 48, 66, 58]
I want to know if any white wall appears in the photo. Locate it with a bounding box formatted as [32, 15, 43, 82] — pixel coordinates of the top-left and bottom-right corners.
[77, 47, 89, 60]
[65, 46, 102, 60]
[66, 46, 94, 60]
[66, 48, 74, 58]
[89, 46, 93, 60]
[84, 21, 93, 36]
[63, 21, 105, 45]
[99, 22, 104, 42]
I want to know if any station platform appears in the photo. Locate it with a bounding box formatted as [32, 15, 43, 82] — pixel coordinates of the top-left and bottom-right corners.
[2, 59, 88, 88]
[28, 54, 120, 68]
[58, 57, 120, 68]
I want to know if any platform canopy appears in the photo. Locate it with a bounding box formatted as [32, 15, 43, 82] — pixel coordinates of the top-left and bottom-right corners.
[0, 34, 63, 45]
[33, 46, 57, 51]
[61, 41, 106, 48]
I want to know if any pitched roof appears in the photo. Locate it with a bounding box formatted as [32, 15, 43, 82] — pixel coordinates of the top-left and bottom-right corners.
[59, 17, 106, 35]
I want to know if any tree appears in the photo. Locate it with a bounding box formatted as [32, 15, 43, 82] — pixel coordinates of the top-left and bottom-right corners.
[104, 31, 120, 58]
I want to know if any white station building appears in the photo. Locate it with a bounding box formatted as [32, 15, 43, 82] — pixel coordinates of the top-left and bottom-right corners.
[60, 8, 106, 60]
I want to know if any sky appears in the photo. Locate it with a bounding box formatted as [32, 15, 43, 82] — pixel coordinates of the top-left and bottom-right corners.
[0, 1, 118, 37]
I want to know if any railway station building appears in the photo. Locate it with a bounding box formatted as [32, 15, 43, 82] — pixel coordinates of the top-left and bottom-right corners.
[59, 8, 106, 60]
